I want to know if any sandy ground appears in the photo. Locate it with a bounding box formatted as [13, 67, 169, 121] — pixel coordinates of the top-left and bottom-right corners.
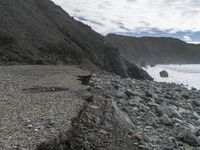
[0, 65, 90, 149]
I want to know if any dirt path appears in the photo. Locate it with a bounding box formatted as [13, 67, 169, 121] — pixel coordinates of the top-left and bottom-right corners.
[0, 65, 90, 149]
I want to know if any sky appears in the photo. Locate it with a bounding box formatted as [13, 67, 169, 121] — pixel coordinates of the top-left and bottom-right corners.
[52, 0, 200, 43]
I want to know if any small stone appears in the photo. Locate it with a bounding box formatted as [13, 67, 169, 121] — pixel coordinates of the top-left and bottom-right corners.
[128, 98, 140, 106]
[26, 124, 33, 129]
[46, 120, 56, 128]
[95, 85, 102, 89]
[139, 144, 147, 149]
[34, 128, 39, 132]
[160, 114, 172, 126]
[172, 118, 183, 124]
[192, 112, 200, 120]
[125, 89, 136, 98]
[147, 102, 159, 108]
[145, 126, 153, 130]
[192, 100, 200, 107]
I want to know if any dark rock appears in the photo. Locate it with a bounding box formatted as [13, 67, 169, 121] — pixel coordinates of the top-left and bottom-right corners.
[25, 124, 33, 129]
[192, 100, 200, 107]
[159, 70, 169, 78]
[46, 120, 56, 128]
[182, 94, 190, 100]
[77, 75, 92, 85]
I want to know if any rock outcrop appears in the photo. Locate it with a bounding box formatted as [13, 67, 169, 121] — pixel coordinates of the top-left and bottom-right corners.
[106, 34, 200, 66]
[0, 0, 151, 80]
[160, 70, 169, 78]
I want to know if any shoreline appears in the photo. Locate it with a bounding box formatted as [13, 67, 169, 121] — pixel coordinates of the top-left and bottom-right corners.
[144, 64, 200, 90]
[38, 72, 200, 150]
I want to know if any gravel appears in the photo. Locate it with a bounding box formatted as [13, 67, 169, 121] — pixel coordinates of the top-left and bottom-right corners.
[0, 65, 90, 149]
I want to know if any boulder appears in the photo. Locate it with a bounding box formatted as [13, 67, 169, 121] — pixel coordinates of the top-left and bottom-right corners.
[176, 127, 199, 146]
[159, 70, 169, 78]
[105, 102, 135, 132]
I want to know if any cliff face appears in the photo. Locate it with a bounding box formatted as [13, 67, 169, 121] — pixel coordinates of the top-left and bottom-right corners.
[0, 0, 151, 80]
[107, 34, 200, 66]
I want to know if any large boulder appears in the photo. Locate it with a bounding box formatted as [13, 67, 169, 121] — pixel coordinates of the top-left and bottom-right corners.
[159, 70, 169, 78]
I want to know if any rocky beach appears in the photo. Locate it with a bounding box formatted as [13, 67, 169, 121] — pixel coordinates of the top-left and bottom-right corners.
[1, 0, 200, 149]
[38, 72, 200, 150]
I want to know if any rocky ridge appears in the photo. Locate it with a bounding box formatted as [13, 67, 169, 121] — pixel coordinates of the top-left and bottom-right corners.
[106, 34, 200, 66]
[39, 72, 200, 150]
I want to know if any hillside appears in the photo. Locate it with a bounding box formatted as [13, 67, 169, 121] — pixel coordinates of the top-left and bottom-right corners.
[107, 34, 200, 66]
[0, 0, 151, 80]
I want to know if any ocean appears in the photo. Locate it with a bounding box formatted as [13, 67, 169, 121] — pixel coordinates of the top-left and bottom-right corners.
[145, 64, 200, 90]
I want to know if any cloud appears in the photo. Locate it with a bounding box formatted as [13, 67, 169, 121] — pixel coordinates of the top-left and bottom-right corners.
[183, 36, 192, 42]
[52, 0, 200, 43]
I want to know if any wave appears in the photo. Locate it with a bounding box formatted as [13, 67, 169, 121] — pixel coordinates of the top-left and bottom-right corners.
[145, 64, 200, 89]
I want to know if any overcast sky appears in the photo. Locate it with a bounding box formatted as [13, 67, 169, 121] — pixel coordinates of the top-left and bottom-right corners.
[52, 0, 200, 43]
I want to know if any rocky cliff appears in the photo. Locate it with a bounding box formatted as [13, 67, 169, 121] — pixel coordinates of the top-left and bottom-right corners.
[107, 34, 200, 66]
[0, 0, 151, 80]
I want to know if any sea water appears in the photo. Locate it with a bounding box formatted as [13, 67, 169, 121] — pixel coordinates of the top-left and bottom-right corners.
[145, 64, 200, 90]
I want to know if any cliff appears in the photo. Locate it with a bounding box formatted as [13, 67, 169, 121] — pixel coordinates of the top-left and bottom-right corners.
[0, 0, 151, 80]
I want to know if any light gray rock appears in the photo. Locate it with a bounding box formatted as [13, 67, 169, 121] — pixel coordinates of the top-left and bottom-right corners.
[128, 97, 141, 106]
[105, 101, 135, 132]
[192, 112, 200, 120]
[176, 127, 199, 146]
[157, 104, 182, 119]
[160, 114, 173, 126]
[172, 118, 183, 124]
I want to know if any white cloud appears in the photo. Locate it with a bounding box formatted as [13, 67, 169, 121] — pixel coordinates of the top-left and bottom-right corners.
[52, 0, 200, 42]
[183, 35, 192, 42]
